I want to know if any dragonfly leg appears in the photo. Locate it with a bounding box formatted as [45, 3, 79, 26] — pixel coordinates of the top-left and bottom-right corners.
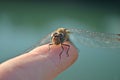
[62, 44, 70, 57]
[59, 44, 64, 59]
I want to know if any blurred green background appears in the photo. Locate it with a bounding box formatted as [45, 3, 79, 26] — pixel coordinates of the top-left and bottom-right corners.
[0, 1, 120, 80]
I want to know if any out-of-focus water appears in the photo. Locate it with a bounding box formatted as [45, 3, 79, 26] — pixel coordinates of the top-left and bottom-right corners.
[0, 2, 120, 80]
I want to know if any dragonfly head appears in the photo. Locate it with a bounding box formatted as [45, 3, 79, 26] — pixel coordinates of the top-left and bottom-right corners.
[51, 28, 70, 45]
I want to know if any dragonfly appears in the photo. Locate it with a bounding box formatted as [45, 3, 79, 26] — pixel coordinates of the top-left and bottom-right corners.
[33, 28, 120, 58]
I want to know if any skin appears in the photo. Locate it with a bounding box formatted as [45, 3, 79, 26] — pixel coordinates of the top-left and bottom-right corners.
[0, 42, 78, 80]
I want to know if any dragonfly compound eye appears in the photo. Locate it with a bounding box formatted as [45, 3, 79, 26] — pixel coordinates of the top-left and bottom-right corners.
[59, 33, 64, 38]
[51, 32, 58, 37]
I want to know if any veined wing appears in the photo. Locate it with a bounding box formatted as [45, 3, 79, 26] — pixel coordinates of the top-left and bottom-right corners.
[69, 28, 120, 48]
[25, 33, 51, 52]
[38, 33, 51, 46]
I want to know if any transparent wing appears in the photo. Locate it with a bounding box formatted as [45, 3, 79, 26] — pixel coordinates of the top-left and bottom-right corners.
[69, 28, 120, 48]
[25, 33, 51, 52]
[38, 33, 51, 46]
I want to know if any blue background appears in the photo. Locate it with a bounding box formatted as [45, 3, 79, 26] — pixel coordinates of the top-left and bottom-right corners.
[0, 1, 120, 80]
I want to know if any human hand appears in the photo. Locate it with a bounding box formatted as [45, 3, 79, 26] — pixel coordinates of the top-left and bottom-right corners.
[0, 42, 78, 80]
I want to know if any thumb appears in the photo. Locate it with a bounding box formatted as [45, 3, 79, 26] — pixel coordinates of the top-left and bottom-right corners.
[0, 42, 78, 80]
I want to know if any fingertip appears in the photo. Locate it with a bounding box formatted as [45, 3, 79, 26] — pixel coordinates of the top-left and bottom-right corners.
[0, 42, 78, 80]
[55, 42, 78, 72]
[30, 42, 78, 78]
